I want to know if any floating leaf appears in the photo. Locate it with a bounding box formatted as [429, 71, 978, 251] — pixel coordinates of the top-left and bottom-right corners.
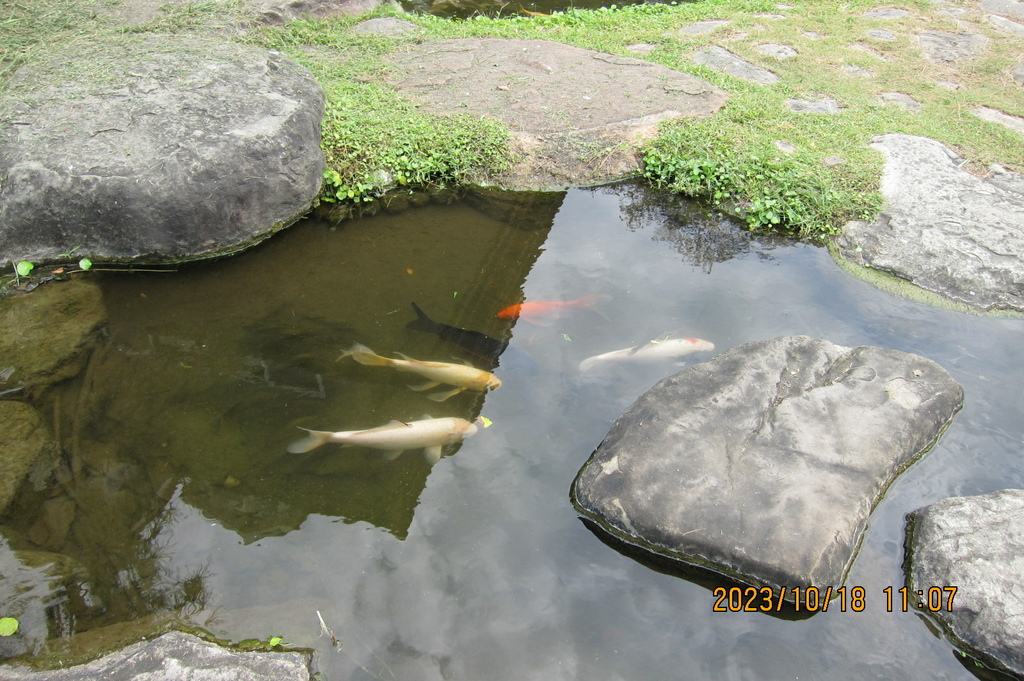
[79, 258, 92, 271]
[480, 416, 493, 428]
[268, 636, 283, 646]
[15, 261, 33, 277]
[562, 334, 572, 342]
[0, 617, 19, 636]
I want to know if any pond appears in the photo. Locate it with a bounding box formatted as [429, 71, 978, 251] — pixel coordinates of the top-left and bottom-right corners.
[4, 182, 1024, 680]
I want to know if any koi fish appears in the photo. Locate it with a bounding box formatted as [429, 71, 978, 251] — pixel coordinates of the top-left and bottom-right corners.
[579, 337, 715, 372]
[287, 416, 482, 464]
[407, 302, 508, 363]
[497, 294, 610, 324]
[339, 343, 501, 401]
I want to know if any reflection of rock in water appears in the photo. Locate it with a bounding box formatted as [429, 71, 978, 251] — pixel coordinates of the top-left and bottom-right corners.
[605, 182, 787, 272]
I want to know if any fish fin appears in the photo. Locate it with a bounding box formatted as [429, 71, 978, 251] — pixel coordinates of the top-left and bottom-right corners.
[423, 445, 443, 465]
[579, 294, 612, 322]
[420, 414, 435, 420]
[379, 450, 404, 461]
[578, 357, 599, 372]
[347, 344, 391, 367]
[406, 302, 437, 333]
[287, 428, 334, 454]
[408, 380, 441, 392]
[426, 387, 464, 402]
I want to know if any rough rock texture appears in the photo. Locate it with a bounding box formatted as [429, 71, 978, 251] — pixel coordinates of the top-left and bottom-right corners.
[836, 134, 1024, 313]
[0, 402, 51, 515]
[386, 39, 727, 191]
[254, 0, 393, 24]
[906, 489, 1024, 677]
[0, 36, 325, 265]
[572, 336, 963, 597]
[0, 278, 106, 397]
[692, 45, 780, 84]
[1, 631, 315, 680]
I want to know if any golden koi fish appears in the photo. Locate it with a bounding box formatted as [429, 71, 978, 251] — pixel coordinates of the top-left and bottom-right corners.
[339, 343, 501, 401]
[287, 415, 482, 464]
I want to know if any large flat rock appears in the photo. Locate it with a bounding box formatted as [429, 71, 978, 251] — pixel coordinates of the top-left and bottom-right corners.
[572, 336, 963, 598]
[0, 35, 325, 265]
[906, 489, 1024, 677]
[836, 134, 1024, 313]
[386, 39, 727, 190]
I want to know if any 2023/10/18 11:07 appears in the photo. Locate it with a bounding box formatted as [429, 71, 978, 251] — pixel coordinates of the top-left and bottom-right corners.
[711, 585, 958, 613]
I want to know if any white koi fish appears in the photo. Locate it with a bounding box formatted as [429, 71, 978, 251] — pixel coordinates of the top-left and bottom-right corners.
[287, 415, 482, 464]
[339, 343, 501, 401]
[579, 337, 715, 372]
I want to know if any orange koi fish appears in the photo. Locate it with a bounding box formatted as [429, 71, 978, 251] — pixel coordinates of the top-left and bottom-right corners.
[497, 294, 610, 324]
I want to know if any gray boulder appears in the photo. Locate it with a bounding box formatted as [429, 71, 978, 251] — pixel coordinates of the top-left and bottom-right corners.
[0, 35, 325, 265]
[837, 134, 1024, 313]
[572, 336, 963, 598]
[1, 630, 314, 680]
[906, 489, 1024, 677]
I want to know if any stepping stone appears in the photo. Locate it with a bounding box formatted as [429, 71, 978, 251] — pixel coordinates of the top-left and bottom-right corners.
[866, 29, 897, 40]
[692, 46, 780, 84]
[918, 31, 989, 63]
[388, 39, 728, 190]
[838, 134, 1024, 312]
[987, 14, 1024, 36]
[863, 8, 909, 19]
[774, 140, 797, 154]
[1015, 61, 1024, 85]
[351, 17, 419, 36]
[803, 30, 826, 39]
[572, 336, 963, 598]
[755, 43, 798, 59]
[671, 19, 731, 36]
[905, 489, 1024, 677]
[787, 97, 842, 113]
[981, 0, 1024, 19]
[974, 106, 1024, 137]
[879, 92, 922, 111]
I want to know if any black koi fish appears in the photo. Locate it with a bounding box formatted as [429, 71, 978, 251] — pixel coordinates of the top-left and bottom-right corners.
[406, 302, 509, 364]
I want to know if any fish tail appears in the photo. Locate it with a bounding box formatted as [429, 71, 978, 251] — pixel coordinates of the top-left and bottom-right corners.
[344, 343, 392, 367]
[579, 293, 612, 321]
[287, 428, 335, 454]
[406, 302, 438, 333]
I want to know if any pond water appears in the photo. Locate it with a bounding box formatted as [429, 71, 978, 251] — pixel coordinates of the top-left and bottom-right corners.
[5, 182, 1024, 680]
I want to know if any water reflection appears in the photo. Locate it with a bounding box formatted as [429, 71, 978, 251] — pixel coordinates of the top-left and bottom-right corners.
[2, 182, 1022, 681]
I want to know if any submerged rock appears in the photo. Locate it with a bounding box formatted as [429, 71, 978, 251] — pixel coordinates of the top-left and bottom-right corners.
[837, 134, 1024, 313]
[0, 35, 324, 265]
[572, 336, 963, 598]
[1, 630, 314, 680]
[0, 279, 106, 398]
[905, 489, 1024, 677]
[0, 403, 52, 516]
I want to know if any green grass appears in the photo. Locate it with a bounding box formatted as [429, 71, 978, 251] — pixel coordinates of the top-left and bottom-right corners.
[2, 0, 1022, 239]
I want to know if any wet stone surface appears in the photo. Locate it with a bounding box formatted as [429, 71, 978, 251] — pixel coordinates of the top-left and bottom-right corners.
[906, 489, 1024, 678]
[572, 336, 964, 597]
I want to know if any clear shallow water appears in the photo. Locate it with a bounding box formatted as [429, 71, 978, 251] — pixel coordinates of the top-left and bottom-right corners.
[5, 183, 1024, 679]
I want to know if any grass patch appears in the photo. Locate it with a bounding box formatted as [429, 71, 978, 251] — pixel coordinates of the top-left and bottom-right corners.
[245, 17, 512, 203]
[3, 0, 1023, 237]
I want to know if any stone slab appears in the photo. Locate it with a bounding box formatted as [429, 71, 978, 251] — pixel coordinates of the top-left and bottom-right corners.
[572, 336, 963, 597]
